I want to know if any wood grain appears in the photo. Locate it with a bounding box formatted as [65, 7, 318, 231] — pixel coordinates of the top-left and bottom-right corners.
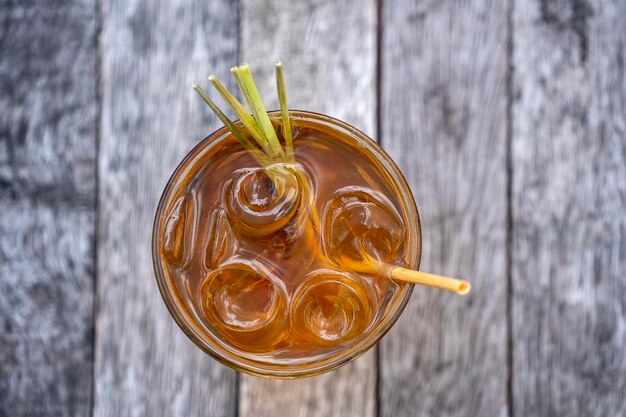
[379, 1, 510, 416]
[238, 1, 377, 416]
[94, 1, 239, 416]
[0, 2, 98, 416]
[511, 0, 626, 415]
[3, 1, 626, 416]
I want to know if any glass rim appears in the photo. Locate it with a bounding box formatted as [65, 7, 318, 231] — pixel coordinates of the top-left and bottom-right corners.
[152, 110, 422, 378]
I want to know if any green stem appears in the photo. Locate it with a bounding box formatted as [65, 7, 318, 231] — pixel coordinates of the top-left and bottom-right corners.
[231, 65, 286, 160]
[193, 63, 295, 168]
[275, 61, 294, 163]
[208, 75, 275, 159]
[192, 84, 271, 167]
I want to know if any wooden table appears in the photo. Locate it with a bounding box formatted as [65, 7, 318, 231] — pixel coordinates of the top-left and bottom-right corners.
[1, 1, 625, 416]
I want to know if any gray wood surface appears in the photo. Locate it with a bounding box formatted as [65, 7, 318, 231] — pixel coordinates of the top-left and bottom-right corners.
[511, 1, 626, 416]
[379, 1, 510, 416]
[2, 0, 626, 416]
[0, 2, 98, 416]
[238, 1, 377, 416]
[93, 1, 238, 416]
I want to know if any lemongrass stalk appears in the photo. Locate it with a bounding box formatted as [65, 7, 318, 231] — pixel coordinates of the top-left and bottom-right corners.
[208, 75, 275, 159]
[192, 84, 271, 167]
[231, 65, 286, 159]
[275, 61, 294, 162]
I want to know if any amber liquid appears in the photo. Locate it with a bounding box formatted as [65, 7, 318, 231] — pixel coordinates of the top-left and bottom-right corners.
[159, 119, 413, 366]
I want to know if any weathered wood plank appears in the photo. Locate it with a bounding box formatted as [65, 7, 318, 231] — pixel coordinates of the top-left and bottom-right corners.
[511, 1, 626, 415]
[238, 1, 377, 416]
[94, 1, 239, 416]
[379, 1, 510, 416]
[0, 2, 98, 416]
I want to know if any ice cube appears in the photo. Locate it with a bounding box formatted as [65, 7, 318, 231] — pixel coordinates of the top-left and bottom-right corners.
[226, 164, 311, 236]
[203, 208, 235, 269]
[199, 260, 287, 352]
[225, 163, 319, 258]
[322, 186, 405, 267]
[162, 194, 191, 266]
[290, 270, 374, 346]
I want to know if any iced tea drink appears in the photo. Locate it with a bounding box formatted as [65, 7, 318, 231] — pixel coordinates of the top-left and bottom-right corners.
[153, 111, 421, 377]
